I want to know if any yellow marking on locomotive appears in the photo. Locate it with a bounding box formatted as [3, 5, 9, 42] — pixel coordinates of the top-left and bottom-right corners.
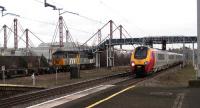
[53, 58, 65, 66]
[76, 53, 80, 64]
[131, 48, 152, 65]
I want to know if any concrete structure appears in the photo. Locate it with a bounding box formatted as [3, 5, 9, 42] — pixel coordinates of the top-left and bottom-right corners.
[197, 0, 200, 79]
[14, 18, 18, 50]
[0, 48, 27, 56]
[29, 42, 81, 60]
[0, 42, 90, 61]
[107, 20, 114, 68]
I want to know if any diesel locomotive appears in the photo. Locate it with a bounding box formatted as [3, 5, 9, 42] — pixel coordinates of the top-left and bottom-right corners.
[52, 50, 95, 71]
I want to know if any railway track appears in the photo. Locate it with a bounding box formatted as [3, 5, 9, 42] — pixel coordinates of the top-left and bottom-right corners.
[0, 85, 45, 99]
[0, 65, 181, 108]
[115, 64, 182, 88]
[0, 71, 132, 108]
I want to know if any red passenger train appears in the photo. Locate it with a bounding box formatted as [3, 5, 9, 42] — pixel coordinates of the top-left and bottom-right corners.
[130, 46, 183, 76]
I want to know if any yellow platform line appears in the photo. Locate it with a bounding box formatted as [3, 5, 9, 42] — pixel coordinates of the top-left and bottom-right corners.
[86, 85, 136, 108]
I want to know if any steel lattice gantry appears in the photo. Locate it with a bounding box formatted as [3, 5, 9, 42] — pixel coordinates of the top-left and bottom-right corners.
[95, 36, 197, 50]
[86, 36, 197, 69]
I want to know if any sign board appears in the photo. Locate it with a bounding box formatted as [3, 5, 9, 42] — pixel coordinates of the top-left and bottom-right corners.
[1, 66, 5, 71]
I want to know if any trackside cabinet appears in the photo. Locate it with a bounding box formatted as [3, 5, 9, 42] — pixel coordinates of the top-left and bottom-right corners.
[69, 51, 80, 79]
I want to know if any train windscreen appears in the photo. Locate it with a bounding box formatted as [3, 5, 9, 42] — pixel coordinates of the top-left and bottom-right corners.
[53, 51, 65, 58]
[134, 47, 148, 59]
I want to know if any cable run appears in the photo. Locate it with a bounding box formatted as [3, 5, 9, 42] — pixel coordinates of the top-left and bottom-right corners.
[63, 20, 77, 48]
[82, 20, 110, 46]
[28, 38, 35, 47]
[78, 14, 104, 24]
[113, 25, 136, 48]
[7, 26, 12, 42]
[29, 30, 45, 43]
[6, 26, 33, 48]
[6, 22, 14, 42]
[122, 27, 134, 38]
[33, 0, 44, 4]
[51, 21, 59, 45]
[96, 25, 119, 48]
[0, 27, 3, 33]
[17, 30, 25, 44]
[19, 16, 56, 26]
[18, 22, 25, 34]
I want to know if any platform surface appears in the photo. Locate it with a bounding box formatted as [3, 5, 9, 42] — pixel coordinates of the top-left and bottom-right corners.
[52, 86, 200, 108]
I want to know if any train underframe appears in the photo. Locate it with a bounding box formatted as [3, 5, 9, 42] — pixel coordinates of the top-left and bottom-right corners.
[134, 65, 147, 77]
[0, 64, 96, 79]
[133, 61, 183, 77]
[0, 68, 50, 79]
[134, 65, 154, 77]
[53, 63, 95, 72]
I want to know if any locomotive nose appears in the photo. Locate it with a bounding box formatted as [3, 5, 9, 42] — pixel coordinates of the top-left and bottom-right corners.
[144, 61, 149, 65]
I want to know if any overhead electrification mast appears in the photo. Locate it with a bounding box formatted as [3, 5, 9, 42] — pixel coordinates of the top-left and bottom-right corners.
[44, 0, 79, 47]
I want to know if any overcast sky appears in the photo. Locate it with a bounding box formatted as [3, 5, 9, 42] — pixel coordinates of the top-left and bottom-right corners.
[0, 0, 197, 48]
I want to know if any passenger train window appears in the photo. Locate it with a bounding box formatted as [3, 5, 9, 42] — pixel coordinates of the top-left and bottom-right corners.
[158, 54, 165, 60]
[134, 47, 148, 59]
[169, 55, 174, 59]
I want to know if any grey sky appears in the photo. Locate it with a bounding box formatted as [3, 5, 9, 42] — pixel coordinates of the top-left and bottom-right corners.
[0, 0, 197, 48]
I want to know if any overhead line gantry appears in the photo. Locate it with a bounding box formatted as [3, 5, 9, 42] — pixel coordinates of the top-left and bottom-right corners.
[44, 0, 79, 47]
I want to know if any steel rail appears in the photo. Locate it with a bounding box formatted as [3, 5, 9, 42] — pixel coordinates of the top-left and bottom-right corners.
[0, 64, 181, 108]
[0, 72, 131, 107]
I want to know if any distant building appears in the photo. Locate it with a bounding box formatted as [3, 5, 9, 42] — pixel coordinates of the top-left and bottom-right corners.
[0, 42, 91, 61]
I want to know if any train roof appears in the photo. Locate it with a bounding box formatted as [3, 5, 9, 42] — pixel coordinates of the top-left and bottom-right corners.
[52, 49, 92, 55]
[52, 50, 79, 55]
[135, 46, 183, 55]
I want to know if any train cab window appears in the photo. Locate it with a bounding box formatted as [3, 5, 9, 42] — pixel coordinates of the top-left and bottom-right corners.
[53, 52, 64, 59]
[134, 47, 148, 59]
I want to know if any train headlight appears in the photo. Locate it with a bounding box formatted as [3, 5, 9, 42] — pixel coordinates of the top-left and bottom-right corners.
[144, 61, 148, 65]
[131, 62, 135, 67]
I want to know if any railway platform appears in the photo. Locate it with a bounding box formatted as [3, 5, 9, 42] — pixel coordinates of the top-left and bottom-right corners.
[3, 65, 198, 108]
[52, 85, 200, 108]
[31, 65, 198, 108]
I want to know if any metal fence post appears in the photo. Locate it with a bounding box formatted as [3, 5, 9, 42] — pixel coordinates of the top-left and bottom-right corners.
[2, 66, 5, 84]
